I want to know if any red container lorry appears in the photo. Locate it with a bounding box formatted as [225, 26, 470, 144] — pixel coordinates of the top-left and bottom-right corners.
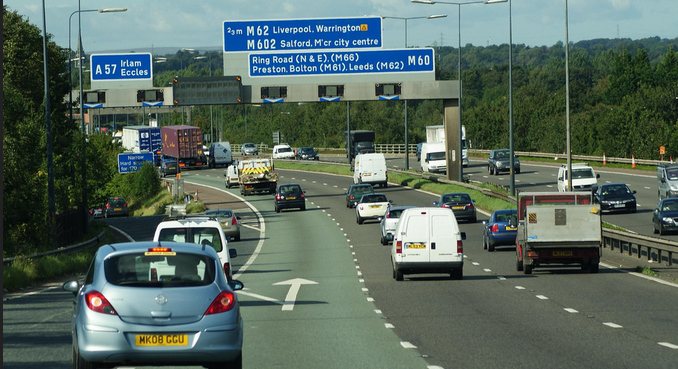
[160, 125, 207, 169]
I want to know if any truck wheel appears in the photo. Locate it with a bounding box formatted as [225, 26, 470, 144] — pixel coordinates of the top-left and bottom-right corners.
[589, 262, 599, 273]
[516, 256, 523, 271]
[523, 262, 532, 275]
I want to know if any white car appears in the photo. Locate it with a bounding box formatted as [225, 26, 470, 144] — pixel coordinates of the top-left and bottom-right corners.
[380, 206, 415, 245]
[356, 193, 392, 225]
[153, 215, 237, 279]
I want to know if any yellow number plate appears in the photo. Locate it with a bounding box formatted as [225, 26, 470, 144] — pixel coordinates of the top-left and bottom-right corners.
[505, 226, 517, 231]
[286, 196, 296, 200]
[552, 251, 573, 257]
[452, 206, 463, 210]
[136, 334, 188, 346]
[369, 205, 381, 208]
[114, 208, 122, 211]
[406, 243, 426, 249]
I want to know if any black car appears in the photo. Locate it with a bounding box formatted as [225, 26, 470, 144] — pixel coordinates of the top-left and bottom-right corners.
[104, 197, 129, 218]
[652, 198, 678, 235]
[345, 184, 375, 208]
[594, 183, 637, 213]
[295, 147, 319, 160]
[488, 149, 520, 175]
[433, 192, 477, 223]
[274, 183, 306, 212]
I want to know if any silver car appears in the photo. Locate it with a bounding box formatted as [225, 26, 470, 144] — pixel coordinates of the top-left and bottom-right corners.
[63, 241, 244, 369]
[205, 209, 241, 241]
[240, 142, 258, 156]
[379, 206, 415, 245]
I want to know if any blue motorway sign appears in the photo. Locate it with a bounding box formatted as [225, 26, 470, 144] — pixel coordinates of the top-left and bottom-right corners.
[118, 152, 154, 174]
[91, 53, 152, 81]
[249, 48, 434, 77]
[223, 17, 382, 52]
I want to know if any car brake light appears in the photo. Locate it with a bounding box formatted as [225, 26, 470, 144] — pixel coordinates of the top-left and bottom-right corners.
[105, 203, 111, 208]
[276, 194, 281, 200]
[300, 193, 305, 199]
[85, 291, 118, 315]
[349, 195, 355, 200]
[491, 224, 499, 233]
[396, 240, 402, 254]
[442, 204, 449, 208]
[467, 204, 475, 209]
[204, 290, 237, 315]
[150, 268, 158, 281]
[123, 203, 127, 207]
[223, 262, 231, 278]
[457, 240, 463, 254]
[231, 217, 237, 226]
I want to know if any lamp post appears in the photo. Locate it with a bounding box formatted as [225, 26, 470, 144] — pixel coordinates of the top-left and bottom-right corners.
[412, 0, 502, 182]
[381, 14, 447, 170]
[68, 8, 126, 128]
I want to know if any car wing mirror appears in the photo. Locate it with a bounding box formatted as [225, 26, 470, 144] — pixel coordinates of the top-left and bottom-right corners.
[509, 216, 517, 227]
[229, 279, 244, 291]
[62, 280, 81, 296]
[386, 233, 394, 241]
[460, 232, 466, 240]
[432, 201, 438, 206]
[229, 249, 238, 259]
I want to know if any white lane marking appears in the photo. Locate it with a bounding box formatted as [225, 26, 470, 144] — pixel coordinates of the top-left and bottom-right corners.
[536, 295, 549, 300]
[484, 268, 492, 273]
[515, 286, 526, 290]
[367, 297, 375, 302]
[385, 323, 395, 329]
[658, 342, 678, 349]
[603, 322, 623, 328]
[472, 262, 480, 266]
[374, 309, 382, 314]
[497, 276, 507, 280]
[236, 290, 283, 305]
[564, 308, 579, 313]
[401, 342, 417, 349]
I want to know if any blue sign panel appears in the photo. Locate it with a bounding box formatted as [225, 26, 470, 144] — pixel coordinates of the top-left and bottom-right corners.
[91, 53, 152, 81]
[118, 152, 154, 174]
[249, 48, 434, 77]
[224, 17, 382, 52]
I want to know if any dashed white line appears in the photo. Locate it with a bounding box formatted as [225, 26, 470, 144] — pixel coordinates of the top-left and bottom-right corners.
[367, 297, 375, 302]
[483, 268, 492, 272]
[658, 342, 678, 349]
[374, 309, 382, 314]
[515, 286, 526, 290]
[536, 295, 549, 300]
[603, 322, 623, 328]
[401, 342, 417, 349]
[385, 323, 395, 329]
[497, 276, 507, 280]
[472, 262, 480, 266]
[564, 308, 579, 313]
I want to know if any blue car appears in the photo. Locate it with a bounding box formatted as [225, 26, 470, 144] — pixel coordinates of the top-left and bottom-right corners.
[653, 198, 678, 235]
[482, 209, 518, 252]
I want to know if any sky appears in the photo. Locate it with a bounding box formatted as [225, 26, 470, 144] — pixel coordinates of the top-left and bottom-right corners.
[5, 0, 677, 55]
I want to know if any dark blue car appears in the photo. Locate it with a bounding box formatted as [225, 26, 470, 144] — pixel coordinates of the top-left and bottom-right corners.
[482, 209, 518, 252]
[653, 198, 678, 235]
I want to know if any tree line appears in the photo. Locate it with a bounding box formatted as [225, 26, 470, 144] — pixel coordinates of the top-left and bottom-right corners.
[3, 4, 677, 255]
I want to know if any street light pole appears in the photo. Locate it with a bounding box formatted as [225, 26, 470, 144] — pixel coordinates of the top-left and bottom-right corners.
[68, 8, 126, 128]
[381, 14, 447, 171]
[412, 0, 501, 182]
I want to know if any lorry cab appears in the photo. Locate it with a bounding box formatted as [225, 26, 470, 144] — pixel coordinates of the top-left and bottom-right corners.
[391, 207, 465, 281]
[353, 153, 388, 188]
[208, 141, 233, 168]
[557, 163, 599, 192]
[420, 142, 447, 174]
[657, 163, 678, 199]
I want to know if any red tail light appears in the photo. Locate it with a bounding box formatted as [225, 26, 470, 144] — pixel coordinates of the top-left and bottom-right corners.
[396, 240, 402, 254]
[150, 268, 158, 281]
[223, 262, 231, 278]
[466, 203, 475, 210]
[231, 217, 237, 226]
[276, 194, 281, 200]
[442, 204, 450, 208]
[204, 290, 237, 315]
[457, 240, 463, 254]
[349, 195, 355, 200]
[300, 192, 305, 199]
[491, 224, 499, 233]
[105, 203, 111, 208]
[123, 203, 127, 207]
[84, 291, 118, 315]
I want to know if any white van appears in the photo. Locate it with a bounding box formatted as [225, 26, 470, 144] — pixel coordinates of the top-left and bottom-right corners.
[224, 164, 239, 189]
[390, 207, 465, 281]
[657, 163, 678, 199]
[208, 141, 233, 168]
[557, 163, 599, 192]
[272, 144, 295, 159]
[353, 153, 388, 188]
[420, 142, 447, 173]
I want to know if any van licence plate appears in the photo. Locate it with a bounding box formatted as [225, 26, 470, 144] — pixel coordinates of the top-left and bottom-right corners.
[363, 173, 372, 177]
[552, 250, 573, 257]
[136, 334, 188, 346]
[406, 243, 426, 249]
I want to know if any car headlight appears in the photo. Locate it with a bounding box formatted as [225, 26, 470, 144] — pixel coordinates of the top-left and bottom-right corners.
[661, 217, 677, 225]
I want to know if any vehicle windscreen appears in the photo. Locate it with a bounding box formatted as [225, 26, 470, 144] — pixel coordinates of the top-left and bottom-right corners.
[667, 168, 678, 180]
[300, 148, 314, 153]
[158, 227, 224, 252]
[353, 186, 374, 195]
[279, 147, 292, 153]
[364, 195, 387, 203]
[105, 252, 216, 287]
[428, 152, 446, 160]
[572, 168, 595, 179]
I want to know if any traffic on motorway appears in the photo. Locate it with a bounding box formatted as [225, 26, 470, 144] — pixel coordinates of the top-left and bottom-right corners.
[4, 157, 677, 369]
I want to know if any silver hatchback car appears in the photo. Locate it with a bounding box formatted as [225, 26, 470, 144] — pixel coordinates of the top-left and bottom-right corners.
[63, 241, 244, 369]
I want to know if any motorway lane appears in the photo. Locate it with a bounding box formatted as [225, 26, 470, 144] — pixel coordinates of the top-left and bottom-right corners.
[271, 168, 678, 369]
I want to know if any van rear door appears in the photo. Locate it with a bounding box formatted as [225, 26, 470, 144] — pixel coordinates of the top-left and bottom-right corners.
[401, 211, 430, 263]
[429, 212, 460, 262]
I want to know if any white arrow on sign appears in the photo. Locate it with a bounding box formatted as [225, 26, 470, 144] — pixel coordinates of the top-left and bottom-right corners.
[273, 278, 318, 311]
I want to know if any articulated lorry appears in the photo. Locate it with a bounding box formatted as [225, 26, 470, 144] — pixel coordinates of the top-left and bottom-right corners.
[345, 130, 375, 160]
[122, 126, 162, 164]
[424, 125, 467, 167]
[237, 157, 278, 196]
[160, 125, 207, 169]
[512, 192, 602, 274]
